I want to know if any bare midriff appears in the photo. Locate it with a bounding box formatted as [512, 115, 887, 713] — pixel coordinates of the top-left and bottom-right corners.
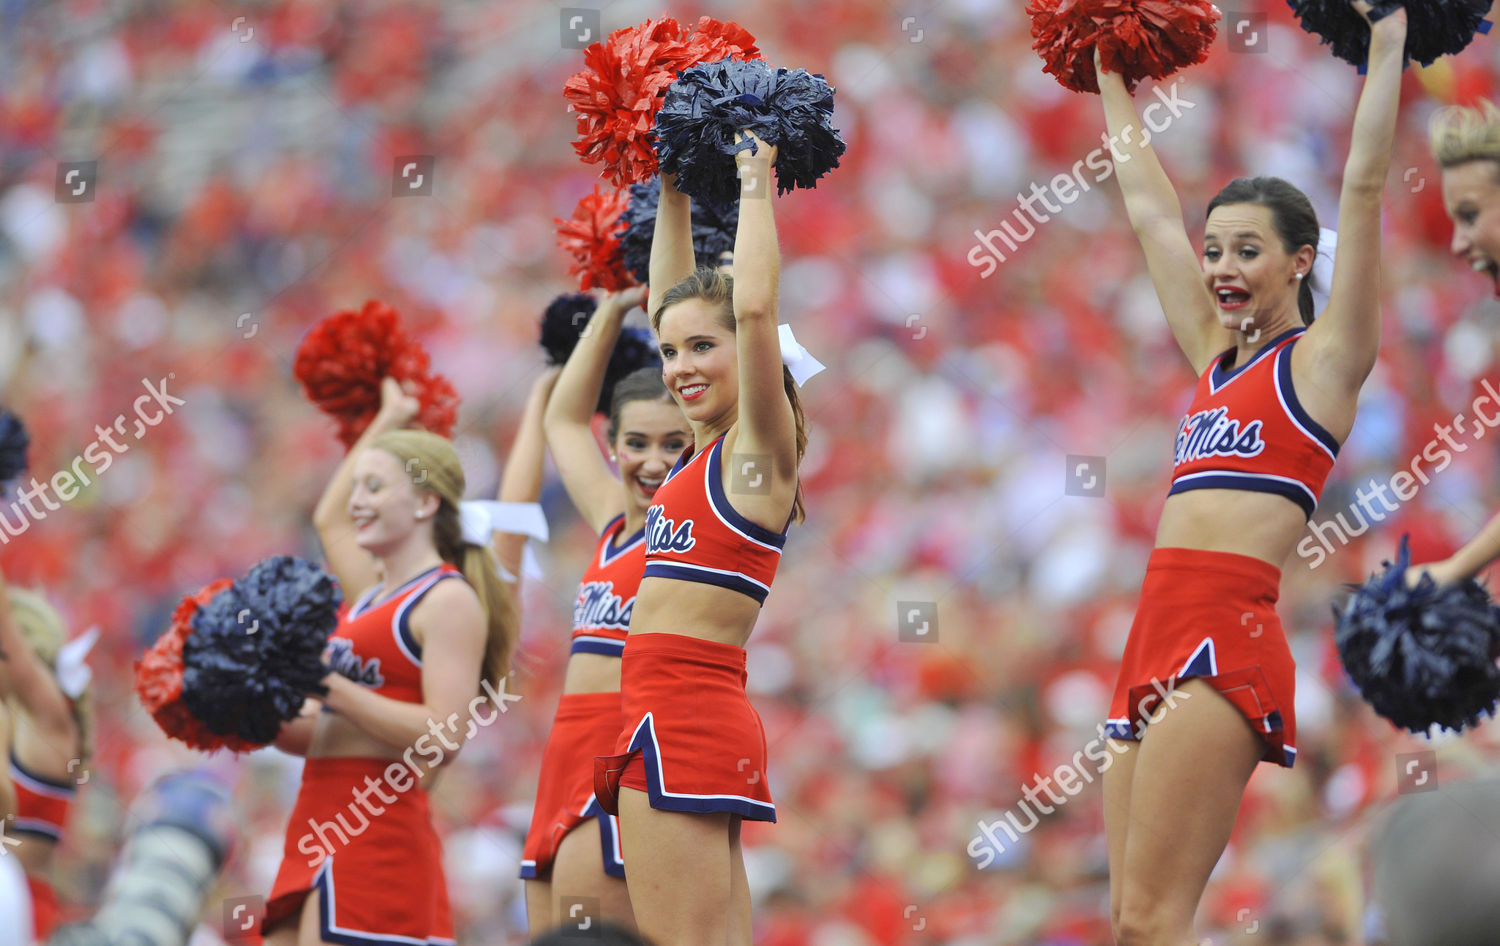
[629, 576, 764, 649]
[1155, 488, 1309, 567]
[562, 652, 624, 693]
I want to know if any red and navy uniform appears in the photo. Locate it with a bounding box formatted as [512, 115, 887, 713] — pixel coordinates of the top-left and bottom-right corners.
[569, 514, 647, 658]
[9, 753, 72, 844]
[519, 516, 644, 881]
[1169, 326, 1338, 520]
[640, 433, 788, 603]
[263, 563, 463, 944]
[596, 434, 790, 822]
[10, 753, 74, 938]
[1109, 329, 1340, 767]
[323, 563, 465, 702]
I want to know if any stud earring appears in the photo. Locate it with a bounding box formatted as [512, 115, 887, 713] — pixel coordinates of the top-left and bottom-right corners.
[1295, 273, 1304, 280]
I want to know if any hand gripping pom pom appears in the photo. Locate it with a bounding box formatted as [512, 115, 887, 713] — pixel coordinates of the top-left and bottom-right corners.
[555, 185, 635, 292]
[618, 177, 739, 284]
[1287, 0, 1493, 69]
[539, 293, 663, 413]
[1334, 535, 1500, 733]
[1028, 0, 1221, 94]
[653, 58, 847, 206]
[135, 579, 256, 753]
[293, 301, 460, 448]
[0, 409, 29, 496]
[564, 17, 761, 187]
[135, 557, 344, 753]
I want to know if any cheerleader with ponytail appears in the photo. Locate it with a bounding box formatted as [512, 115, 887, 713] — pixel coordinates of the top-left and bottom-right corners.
[521, 284, 687, 934]
[261, 378, 521, 946]
[593, 135, 821, 944]
[0, 565, 95, 941]
[1083, 2, 1407, 943]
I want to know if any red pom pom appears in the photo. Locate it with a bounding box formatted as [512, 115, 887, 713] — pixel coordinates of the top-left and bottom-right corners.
[564, 17, 760, 186]
[134, 579, 259, 753]
[292, 301, 460, 448]
[1029, 0, 1220, 94]
[674, 16, 761, 71]
[555, 185, 634, 292]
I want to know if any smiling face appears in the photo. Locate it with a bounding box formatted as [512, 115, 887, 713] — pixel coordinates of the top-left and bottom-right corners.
[347, 447, 438, 554]
[612, 398, 690, 512]
[1203, 203, 1312, 335]
[656, 297, 739, 425]
[1440, 160, 1500, 298]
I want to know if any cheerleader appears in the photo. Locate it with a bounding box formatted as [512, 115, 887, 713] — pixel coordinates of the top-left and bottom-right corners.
[592, 139, 811, 946]
[262, 380, 521, 946]
[520, 284, 688, 932]
[0, 566, 93, 942]
[1095, 5, 1405, 944]
[1410, 99, 1500, 586]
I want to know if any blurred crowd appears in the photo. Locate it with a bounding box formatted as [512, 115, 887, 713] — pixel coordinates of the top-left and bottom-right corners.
[2, 0, 1499, 943]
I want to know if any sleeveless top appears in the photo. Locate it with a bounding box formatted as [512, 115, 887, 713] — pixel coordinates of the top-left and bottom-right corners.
[570, 514, 646, 657]
[1169, 328, 1339, 520]
[641, 434, 789, 605]
[325, 563, 466, 703]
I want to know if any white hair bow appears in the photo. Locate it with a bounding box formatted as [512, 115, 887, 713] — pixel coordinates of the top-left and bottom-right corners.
[1308, 227, 1338, 321]
[55, 626, 100, 700]
[459, 501, 549, 582]
[778, 324, 825, 387]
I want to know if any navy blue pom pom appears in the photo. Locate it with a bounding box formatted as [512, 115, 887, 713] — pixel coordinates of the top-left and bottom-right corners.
[540, 293, 600, 365]
[0, 409, 30, 495]
[180, 556, 342, 745]
[1335, 535, 1500, 733]
[601, 327, 663, 414]
[540, 295, 663, 413]
[1287, 0, 1493, 68]
[618, 177, 739, 284]
[654, 57, 846, 206]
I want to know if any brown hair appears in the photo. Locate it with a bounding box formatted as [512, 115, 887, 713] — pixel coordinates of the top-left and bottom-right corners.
[1206, 176, 1320, 326]
[368, 430, 520, 694]
[653, 267, 808, 523]
[606, 366, 678, 443]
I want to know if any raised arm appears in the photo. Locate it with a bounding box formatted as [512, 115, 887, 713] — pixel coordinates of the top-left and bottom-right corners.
[1413, 509, 1500, 586]
[312, 378, 420, 600]
[0, 568, 76, 739]
[1301, 5, 1407, 392]
[728, 133, 798, 481]
[544, 287, 646, 533]
[491, 369, 560, 579]
[1097, 51, 1228, 373]
[648, 174, 698, 324]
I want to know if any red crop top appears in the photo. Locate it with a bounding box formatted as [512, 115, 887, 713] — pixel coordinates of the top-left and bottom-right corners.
[1169, 327, 1339, 520]
[10, 753, 74, 842]
[641, 434, 789, 605]
[325, 563, 464, 704]
[570, 514, 646, 658]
